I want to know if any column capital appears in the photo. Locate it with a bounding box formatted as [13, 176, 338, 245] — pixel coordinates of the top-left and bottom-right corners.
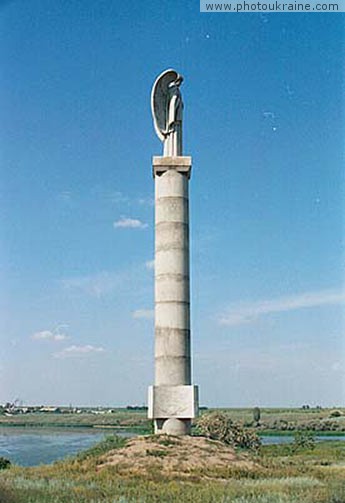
[153, 156, 192, 179]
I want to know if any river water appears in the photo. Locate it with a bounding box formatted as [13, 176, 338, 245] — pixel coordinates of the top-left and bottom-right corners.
[0, 427, 344, 467]
[0, 427, 136, 467]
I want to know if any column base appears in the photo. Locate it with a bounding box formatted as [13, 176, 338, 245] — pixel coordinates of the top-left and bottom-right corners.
[154, 418, 191, 435]
[148, 385, 198, 419]
[148, 385, 198, 436]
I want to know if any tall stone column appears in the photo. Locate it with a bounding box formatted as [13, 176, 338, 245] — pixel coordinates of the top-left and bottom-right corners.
[148, 157, 198, 435]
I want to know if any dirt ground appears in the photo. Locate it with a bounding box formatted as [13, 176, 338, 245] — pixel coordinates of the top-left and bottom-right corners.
[97, 434, 256, 479]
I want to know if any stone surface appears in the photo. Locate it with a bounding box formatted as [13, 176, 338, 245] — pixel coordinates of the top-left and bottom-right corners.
[154, 167, 191, 390]
[153, 156, 191, 179]
[149, 71, 198, 436]
[148, 156, 198, 434]
[148, 385, 198, 419]
[151, 70, 184, 156]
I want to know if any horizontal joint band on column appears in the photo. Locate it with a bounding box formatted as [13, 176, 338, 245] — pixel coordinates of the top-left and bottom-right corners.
[155, 348, 190, 359]
[156, 196, 188, 202]
[155, 222, 189, 228]
[156, 221, 188, 230]
[156, 274, 189, 282]
[155, 245, 189, 253]
[155, 327, 190, 336]
[155, 350, 191, 359]
[156, 300, 190, 305]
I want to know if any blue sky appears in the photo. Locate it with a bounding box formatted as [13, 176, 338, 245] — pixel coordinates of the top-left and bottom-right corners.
[1, 1, 344, 407]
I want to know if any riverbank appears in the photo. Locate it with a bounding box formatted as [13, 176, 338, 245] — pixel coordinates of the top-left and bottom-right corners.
[0, 410, 151, 430]
[1, 407, 344, 432]
[2, 425, 345, 468]
[0, 434, 344, 503]
[259, 429, 345, 437]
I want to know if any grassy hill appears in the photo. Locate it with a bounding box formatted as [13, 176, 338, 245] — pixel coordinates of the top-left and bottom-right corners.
[0, 433, 345, 503]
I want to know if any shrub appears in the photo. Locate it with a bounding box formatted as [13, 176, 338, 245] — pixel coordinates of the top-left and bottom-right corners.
[330, 410, 342, 418]
[0, 457, 11, 470]
[196, 412, 261, 451]
[291, 431, 316, 452]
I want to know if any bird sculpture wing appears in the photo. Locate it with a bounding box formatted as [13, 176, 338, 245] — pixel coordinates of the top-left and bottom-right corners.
[151, 69, 179, 142]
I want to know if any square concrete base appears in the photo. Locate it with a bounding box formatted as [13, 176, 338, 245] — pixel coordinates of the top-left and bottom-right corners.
[148, 385, 198, 419]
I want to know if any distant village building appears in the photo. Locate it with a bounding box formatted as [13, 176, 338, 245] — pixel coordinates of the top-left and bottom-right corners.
[39, 407, 61, 413]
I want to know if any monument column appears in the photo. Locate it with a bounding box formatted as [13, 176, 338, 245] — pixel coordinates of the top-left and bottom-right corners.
[148, 70, 198, 435]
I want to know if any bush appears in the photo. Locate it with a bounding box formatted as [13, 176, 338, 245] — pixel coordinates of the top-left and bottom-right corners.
[196, 412, 261, 451]
[0, 457, 11, 470]
[291, 431, 316, 452]
[330, 410, 342, 418]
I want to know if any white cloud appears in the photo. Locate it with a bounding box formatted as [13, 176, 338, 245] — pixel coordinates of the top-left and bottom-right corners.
[132, 309, 154, 320]
[53, 345, 105, 359]
[32, 327, 68, 342]
[145, 259, 155, 270]
[219, 289, 345, 326]
[53, 334, 67, 341]
[113, 217, 148, 229]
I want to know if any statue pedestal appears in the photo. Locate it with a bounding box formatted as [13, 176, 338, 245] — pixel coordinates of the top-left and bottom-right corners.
[152, 156, 192, 178]
[148, 156, 199, 435]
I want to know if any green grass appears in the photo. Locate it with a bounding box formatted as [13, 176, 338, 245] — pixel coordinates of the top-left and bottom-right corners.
[1, 407, 344, 502]
[1, 435, 345, 503]
[0, 410, 151, 430]
[75, 434, 127, 461]
[1, 407, 344, 433]
[259, 430, 345, 437]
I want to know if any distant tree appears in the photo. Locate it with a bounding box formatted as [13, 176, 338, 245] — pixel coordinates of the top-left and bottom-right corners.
[253, 407, 261, 425]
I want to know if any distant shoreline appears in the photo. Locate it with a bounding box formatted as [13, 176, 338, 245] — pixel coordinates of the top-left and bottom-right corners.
[0, 424, 344, 437]
[0, 423, 146, 430]
[1, 407, 344, 436]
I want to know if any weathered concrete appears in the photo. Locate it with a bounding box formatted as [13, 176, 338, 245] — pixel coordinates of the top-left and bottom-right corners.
[151, 70, 183, 157]
[149, 71, 198, 436]
[148, 385, 198, 418]
[148, 156, 198, 435]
